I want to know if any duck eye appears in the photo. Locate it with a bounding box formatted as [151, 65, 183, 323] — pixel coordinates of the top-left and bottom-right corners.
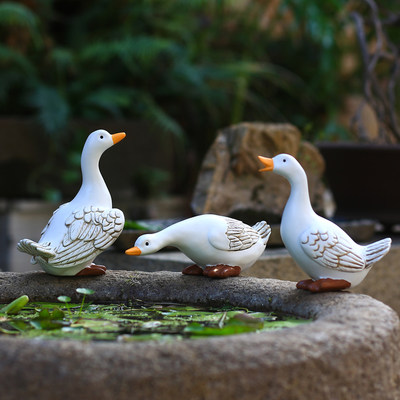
[100, 135, 104, 139]
[145, 241, 150, 246]
[283, 159, 286, 163]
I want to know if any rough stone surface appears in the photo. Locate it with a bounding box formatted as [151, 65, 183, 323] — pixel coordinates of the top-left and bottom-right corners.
[100, 237, 400, 315]
[191, 122, 326, 223]
[241, 237, 400, 317]
[0, 271, 399, 400]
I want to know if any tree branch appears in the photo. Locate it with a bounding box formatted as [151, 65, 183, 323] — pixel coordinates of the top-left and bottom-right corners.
[350, 0, 400, 143]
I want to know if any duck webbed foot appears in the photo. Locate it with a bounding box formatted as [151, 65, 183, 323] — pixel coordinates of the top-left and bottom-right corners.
[182, 264, 204, 276]
[296, 278, 351, 293]
[203, 265, 241, 279]
[76, 263, 107, 276]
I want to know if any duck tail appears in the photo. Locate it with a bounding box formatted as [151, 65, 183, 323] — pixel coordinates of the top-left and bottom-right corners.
[365, 238, 392, 268]
[253, 221, 272, 245]
[17, 239, 55, 261]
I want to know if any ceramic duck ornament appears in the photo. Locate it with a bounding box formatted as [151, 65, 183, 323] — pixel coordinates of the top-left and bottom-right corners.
[258, 153, 391, 292]
[125, 214, 271, 278]
[17, 129, 126, 276]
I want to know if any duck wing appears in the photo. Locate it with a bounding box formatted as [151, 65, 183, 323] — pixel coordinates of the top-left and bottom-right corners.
[51, 206, 124, 267]
[208, 218, 260, 251]
[300, 226, 365, 272]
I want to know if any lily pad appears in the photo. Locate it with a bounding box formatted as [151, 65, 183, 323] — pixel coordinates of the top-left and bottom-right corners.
[184, 313, 264, 336]
[57, 296, 71, 303]
[76, 288, 95, 295]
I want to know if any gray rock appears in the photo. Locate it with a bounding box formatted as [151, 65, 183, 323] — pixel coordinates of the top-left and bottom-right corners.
[191, 122, 326, 223]
[0, 270, 399, 400]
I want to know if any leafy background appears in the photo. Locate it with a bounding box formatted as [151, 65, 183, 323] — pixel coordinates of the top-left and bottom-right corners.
[0, 0, 399, 199]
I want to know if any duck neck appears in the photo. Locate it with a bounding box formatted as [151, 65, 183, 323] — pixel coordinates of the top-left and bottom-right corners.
[157, 222, 189, 252]
[156, 228, 174, 249]
[283, 168, 315, 224]
[73, 147, 111, 208]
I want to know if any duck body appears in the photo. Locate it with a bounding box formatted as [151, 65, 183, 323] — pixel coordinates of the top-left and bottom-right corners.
[281, 207, 370, 286]
[259, 154, 391, 291]
[126, 214, 271, 278]
[17, 130, 126, 276]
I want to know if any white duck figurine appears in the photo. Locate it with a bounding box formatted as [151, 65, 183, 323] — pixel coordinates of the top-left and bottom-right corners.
[258, 153, 391, 292]
[125, 214, 271, 278]
[17, 129, 126, 276]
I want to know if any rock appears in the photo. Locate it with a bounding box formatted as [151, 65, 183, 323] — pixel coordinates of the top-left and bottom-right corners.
[191, 122, 326, 223]
[0, 271, 399, 400]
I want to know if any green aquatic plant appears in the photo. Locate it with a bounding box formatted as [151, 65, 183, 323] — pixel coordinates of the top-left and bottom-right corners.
[57, 295, 72, 319]
[76, 288, 95, 317]
[30, 307, 70, 330]
[0, 295, 29, 315]
[0, 300, 310, 342]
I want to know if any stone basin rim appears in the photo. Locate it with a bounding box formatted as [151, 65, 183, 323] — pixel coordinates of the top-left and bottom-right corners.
[0, 270, 397, 346]
[0, 271, 399, 400]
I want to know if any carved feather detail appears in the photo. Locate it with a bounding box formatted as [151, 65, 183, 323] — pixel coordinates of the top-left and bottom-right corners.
[301, 229, 365, 272]
[50, 206, 124, 267]
[225, 218, 260, 251]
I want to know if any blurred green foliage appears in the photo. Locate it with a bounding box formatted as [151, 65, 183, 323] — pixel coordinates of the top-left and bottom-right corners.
[1, 0, 398, 199]
[0, 0, 354, 146]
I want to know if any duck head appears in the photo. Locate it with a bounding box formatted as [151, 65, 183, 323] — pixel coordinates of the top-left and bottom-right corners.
[258, 154, 302, 180]
[125, 233, 164, 256]
[83, 129, 126, 157]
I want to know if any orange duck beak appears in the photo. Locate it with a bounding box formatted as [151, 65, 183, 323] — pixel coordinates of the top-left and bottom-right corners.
[125, 246, 141, 256]
[258, 156, 274, 172]
[112, 132, 126, 144]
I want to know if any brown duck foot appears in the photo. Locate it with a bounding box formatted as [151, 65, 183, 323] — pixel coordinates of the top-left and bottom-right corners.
[76, 263, 107, 276]
[203, 265, 241, 279]
[182, 265, 204, 276]
[296, 278, 351, 293]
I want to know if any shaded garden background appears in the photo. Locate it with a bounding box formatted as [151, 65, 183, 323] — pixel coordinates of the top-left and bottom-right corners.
[0, 0, 399, 202]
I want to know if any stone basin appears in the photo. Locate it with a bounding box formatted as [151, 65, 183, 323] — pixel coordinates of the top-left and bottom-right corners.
[0, 270, 399, 400]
